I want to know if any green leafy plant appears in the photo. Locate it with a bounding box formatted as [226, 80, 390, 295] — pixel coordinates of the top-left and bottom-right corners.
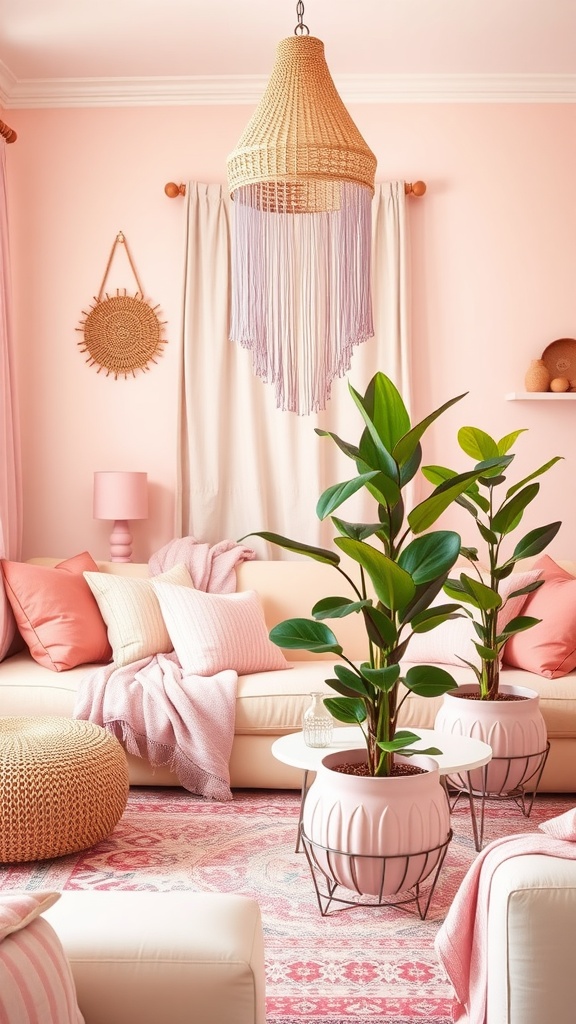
[422, 427, 562, 701]
[243, 372, 488, 777]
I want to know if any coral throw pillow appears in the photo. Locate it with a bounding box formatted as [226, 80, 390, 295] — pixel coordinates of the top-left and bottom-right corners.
[151, 582, 289, 676]
[1, 552, 112, 672]
[503, 555, 576, 678]
[0, 891, 84, 1023]
[84, 563, 194, 668]
[404, 569, 541, 668]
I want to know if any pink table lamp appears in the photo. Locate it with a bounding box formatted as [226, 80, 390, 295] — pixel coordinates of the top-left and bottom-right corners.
[93, 471, 148, 562]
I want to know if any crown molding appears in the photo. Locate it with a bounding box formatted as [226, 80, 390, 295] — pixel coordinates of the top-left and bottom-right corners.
[2, 64, 576, 108]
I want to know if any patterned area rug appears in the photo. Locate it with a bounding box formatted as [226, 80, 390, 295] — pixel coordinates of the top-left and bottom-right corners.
[1, 787, 574, 1024]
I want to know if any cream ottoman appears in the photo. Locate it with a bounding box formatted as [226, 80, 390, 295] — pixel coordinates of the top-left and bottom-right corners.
[44, 891, 267, 1024]
[0, 716, 129, 862]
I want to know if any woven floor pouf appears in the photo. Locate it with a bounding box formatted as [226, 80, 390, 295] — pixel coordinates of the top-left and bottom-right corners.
[0, 716, 129, 863]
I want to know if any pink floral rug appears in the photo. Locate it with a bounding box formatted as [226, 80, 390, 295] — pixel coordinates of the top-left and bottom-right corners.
[1, 787, 573, 1023]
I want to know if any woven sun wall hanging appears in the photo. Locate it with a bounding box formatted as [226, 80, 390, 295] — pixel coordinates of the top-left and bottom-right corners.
[77, 231, 167, 379]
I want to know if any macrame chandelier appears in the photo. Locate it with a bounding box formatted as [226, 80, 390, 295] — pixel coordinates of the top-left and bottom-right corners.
[227, 1, 377, 415]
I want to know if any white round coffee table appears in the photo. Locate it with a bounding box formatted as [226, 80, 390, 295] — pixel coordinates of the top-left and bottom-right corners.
[272, 726, 492, 852]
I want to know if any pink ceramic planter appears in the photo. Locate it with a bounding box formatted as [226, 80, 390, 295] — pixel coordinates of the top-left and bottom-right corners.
[434, 683, 548, 795]
[301, 749, 451, 898]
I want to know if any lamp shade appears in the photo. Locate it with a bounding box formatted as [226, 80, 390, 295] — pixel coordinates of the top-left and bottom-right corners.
[93, 472, 148, 521]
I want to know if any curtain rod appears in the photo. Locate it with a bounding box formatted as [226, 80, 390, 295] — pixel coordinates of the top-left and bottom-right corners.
[0, 119, 17, 143]
[164, 180, 426, 199]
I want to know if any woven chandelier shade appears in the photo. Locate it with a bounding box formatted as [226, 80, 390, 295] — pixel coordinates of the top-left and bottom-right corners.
[227, 31, 377, 416]
[227, 35, 376, 213]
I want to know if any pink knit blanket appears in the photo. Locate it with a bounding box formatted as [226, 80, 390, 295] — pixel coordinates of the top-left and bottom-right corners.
[75, 536, 256, 801]
[435, 830, 576, 1023]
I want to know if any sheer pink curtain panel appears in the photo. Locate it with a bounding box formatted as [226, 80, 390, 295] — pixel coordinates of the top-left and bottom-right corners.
[0, 139, 22, 658]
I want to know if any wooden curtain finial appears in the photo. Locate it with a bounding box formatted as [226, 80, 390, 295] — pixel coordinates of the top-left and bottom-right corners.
[165, 182, 186, 199]
[0, 119, 17, 144]
[405, 180, 426, 196]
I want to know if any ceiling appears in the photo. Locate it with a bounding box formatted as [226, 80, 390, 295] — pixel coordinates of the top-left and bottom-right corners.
[2, 0, 576, 107]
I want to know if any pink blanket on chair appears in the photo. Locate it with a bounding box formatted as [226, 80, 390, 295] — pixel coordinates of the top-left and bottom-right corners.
[75, 537, 256, 801]
[435, 830, 576, 1023]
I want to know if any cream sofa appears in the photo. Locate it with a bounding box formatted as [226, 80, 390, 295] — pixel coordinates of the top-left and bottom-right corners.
[1, 557, 576, 792]
[43, 891, 266, 1024]
[482, 853, 576, 1024]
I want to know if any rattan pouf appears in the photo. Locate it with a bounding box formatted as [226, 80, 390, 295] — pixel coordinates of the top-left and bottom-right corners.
[0, 716, 129, 863]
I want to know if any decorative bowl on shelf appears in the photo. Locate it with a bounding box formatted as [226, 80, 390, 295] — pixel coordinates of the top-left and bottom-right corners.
[541, 338, 576, 382]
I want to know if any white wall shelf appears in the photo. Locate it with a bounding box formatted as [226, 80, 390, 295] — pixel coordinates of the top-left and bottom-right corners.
[506, 392, 576, 401]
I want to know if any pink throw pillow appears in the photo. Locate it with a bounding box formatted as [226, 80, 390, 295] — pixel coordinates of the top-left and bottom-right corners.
[1, 552, 112, 671]
[503, 555, 576, 679]
[151, 582, 290, 676]
[539, 806, 576, 841]
[0, 891, 84, 1024]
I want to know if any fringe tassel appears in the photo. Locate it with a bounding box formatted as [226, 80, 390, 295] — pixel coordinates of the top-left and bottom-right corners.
[230, 181, 374, 415]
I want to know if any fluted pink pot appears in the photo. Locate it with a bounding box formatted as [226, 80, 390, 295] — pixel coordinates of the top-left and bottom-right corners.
[434, 683, 547, 794]
[301, 749, 451, 898]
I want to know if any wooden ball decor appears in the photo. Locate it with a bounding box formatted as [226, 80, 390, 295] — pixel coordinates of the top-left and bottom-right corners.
[550, 377, 570, 393]
[77, 232, 168, 379]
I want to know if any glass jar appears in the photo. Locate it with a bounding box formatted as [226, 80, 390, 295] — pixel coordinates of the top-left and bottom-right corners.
[302, 692, 334, 748]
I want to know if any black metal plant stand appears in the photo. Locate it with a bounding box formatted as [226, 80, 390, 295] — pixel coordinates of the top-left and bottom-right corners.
[300, 826, 453, 918]
[446, 742, 550, 851]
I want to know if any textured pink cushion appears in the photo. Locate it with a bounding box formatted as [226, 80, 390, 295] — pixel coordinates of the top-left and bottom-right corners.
[0, 891, 83, 1023]
[152, 582, 290, 676]
[404, 570, 541, 668]
[503, 555, 576, 678]
[1, 552, 111, 671]
[539, 806, 576, 841]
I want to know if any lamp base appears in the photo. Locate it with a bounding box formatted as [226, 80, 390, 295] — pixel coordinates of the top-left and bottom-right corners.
[109, 520, 133, 562]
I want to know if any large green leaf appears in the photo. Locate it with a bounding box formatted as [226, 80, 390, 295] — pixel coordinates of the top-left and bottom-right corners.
[312, 597, 369, 620]
[397, 530, 461, 584]
[330, 517, 384, 541]
[392, 391, 467, 467]
[506, 456, 563, 498]
[334, 537, 415, 610]
[324, 696, 367, 725]
[240, 532, 340, 566]
[491, 483, 539, 536]
[508, 521, 562, 563]
[269, 618, 342, 654]
[314, 428, 360, 463]
[497, 428, 527, 455]
[399, 576, 448, 623]
[354, 455, 401, 506]
[399, 443, 422, 486]
[458, 426, 499, 461]
[316, 473, 379, 521]
[497, 614, 541, 642]
[422, 464, 488, 512]
[404, 664, 457, 697]
[408, 469, 484, 533]
[360, 664, 400, 693]
[459, 573, 502, 610]
[349, 373, 411, 453]
[362, 605, 398, 647]
[410, 603, 466, 632]
[332, 664, 371, 697]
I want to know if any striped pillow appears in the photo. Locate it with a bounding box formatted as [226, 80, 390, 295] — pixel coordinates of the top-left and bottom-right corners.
[0, 892, 83, 1023]
[151, 582, 289, 676]
[84, 563, 194, 668]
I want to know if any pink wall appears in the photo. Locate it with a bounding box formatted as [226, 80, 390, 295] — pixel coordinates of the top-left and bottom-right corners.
[4, 102, 576, 562]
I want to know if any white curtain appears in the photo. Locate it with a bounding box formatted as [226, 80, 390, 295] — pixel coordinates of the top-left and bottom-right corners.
[177, 181, 410, 558]
[0, 138, 22, 656]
